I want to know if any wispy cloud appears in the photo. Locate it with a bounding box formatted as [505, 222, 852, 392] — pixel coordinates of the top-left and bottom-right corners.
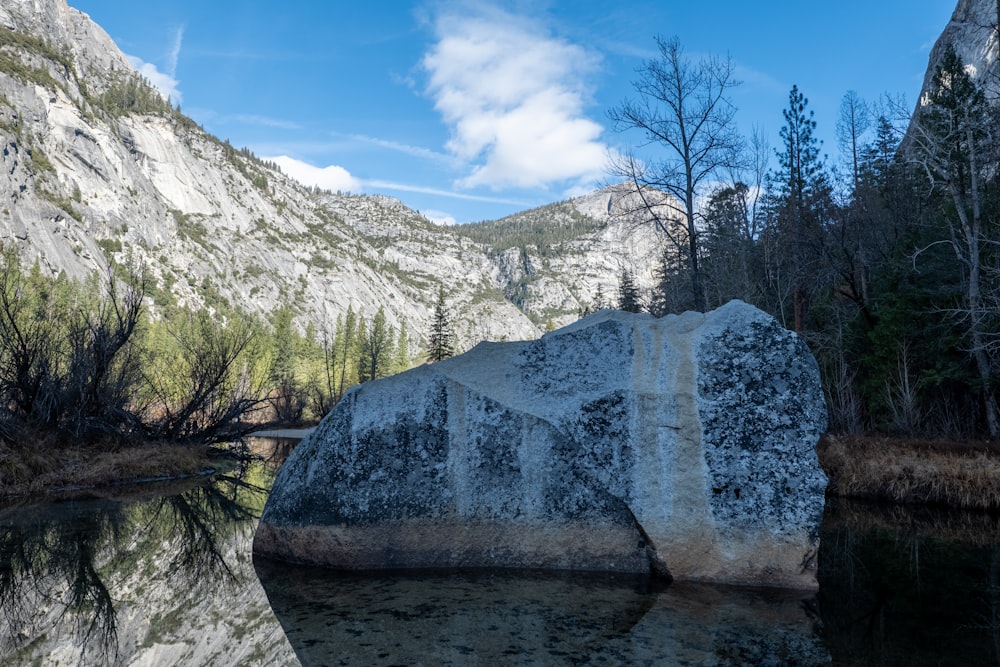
[733, 62, 787, 96]
[344, 133, 456, 165]
[364, 179, 531, 206]
[422, 5, 609, 191]
[266, 159, 533, 207]
[234, 114, 303, 130]
[125, 25, 184, 105]
[166, 26, 184, 77]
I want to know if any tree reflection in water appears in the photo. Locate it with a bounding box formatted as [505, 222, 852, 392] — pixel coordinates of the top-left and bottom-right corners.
[0, 463, 269, 664]
[819, 498, 1000, 666]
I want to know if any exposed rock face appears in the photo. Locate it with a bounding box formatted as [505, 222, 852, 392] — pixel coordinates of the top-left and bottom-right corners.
[917, 0, 997, 100]
[906, 0, 998, 150]
[254, 301, 828, 589]
[0, 0, 667, 344]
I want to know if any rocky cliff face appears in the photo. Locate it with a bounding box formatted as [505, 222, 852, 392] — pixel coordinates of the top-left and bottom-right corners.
[0, 0, 665, 349]
[915, 0, 998, 103]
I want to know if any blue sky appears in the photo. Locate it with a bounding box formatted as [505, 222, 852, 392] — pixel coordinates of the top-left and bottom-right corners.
[71, 1, 957, 224]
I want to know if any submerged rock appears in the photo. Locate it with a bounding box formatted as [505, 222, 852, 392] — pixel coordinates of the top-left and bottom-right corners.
[254, 301, 828, 589]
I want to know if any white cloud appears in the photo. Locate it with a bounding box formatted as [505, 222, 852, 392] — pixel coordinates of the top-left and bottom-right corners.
[127, 56, 182, 105]
[422, 209, 458, 226]
[346, 133, 456, 165]
[423, 6, 608, 191]
[166, 26, 184, 77]
[364, 179, 529, 205]
[125, 26, 185, 105]
[269, 155, 361, 193]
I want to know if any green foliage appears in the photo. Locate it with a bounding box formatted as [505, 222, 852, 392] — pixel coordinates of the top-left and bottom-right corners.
[0, 28, 74, 76]
[217, 141, 279, 195]
[27, 144, 55, 174]
[266, 305, 305, 423]
[141, 307, 268, 443]
[171, 210, 210, 247]
[96, 238, 123, 257]
[427, 288, 454, 363]
[453, 201, 604, 253]
[0, 248, 269, 446]
[393, 321, 411, 373]
[94, 71, 174, 118]
[38, 187, 83, 220]
[358, 307, 395, 383]
[0, 48, 64, 91]
[616, 268, 643, 313]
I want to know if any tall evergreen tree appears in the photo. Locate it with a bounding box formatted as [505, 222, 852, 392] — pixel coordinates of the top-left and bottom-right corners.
[268, 305, 304, 423]
[333, 305, 358, 400]
[767, 85, 832, 332]
[617, 267, 644, 313]
[700, 182, 764, 309]
[427, 288, 454, 363]
[359, 307, 394, 382]
[394, 321, 411, 373]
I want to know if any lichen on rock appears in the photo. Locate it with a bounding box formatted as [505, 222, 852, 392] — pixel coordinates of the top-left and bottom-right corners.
[254, 301, 828, 589]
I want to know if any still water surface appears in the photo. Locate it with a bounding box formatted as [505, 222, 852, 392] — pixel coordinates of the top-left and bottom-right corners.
[0, 437, 998, 666]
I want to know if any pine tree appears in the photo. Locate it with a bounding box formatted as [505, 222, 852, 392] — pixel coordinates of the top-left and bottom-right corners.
[617, 267, 643, 313]
[268, 305, 303, 423]
[908, 44, 1000, 437]
[768, 85, 832, 332]
[330, 306, 359, 400]
[427, 287, 454, 362]
[394, 321, 411, 373]
[359, 307, 394, 382]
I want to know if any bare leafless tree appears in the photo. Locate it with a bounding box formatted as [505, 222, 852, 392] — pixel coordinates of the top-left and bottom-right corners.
[608, 36, 742, 313]
[837, 90, 871, 194]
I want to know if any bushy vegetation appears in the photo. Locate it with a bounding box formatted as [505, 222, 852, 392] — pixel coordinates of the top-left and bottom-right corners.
[819, 435, 1000, 509]
[0, 28, 72, 92]
[0, 243, 426, 454]
[0, 247, 269, 447]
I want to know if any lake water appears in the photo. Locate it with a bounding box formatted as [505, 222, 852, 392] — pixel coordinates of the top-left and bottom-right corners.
[1, 437, 999, 666]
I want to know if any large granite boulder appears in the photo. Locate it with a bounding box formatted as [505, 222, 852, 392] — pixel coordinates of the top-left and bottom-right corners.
[254, 301, 828, 589]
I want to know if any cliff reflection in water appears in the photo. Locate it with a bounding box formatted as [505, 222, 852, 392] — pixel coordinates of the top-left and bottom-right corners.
[7, 436, 1000, 666]
[0, 438, 298, 666]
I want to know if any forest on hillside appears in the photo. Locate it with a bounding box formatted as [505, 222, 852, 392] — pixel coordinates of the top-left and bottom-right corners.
[615, 35, 1000, 440]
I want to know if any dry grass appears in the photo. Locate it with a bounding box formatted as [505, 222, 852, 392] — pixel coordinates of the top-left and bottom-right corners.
[819, 435, 1000, 511]
[0, 436, 220, 500]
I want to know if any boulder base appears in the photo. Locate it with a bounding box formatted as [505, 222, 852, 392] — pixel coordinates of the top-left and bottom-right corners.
[254, 301, 828, 589]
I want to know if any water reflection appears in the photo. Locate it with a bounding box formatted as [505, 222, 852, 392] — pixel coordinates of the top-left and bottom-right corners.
[255, 562, 828, 666]
[0, 437, 298, 666]
[819, 498, 1000, 666]
[6, 437, 1000, 666]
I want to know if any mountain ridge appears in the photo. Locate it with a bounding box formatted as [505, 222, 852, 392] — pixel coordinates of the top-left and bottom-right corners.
[0, 0, 666, 350]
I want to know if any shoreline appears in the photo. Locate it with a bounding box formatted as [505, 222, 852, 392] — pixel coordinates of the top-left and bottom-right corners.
[3, 431, 999, 509]
[0, 429, 312, 501]
[818, 435, 1000, 511]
